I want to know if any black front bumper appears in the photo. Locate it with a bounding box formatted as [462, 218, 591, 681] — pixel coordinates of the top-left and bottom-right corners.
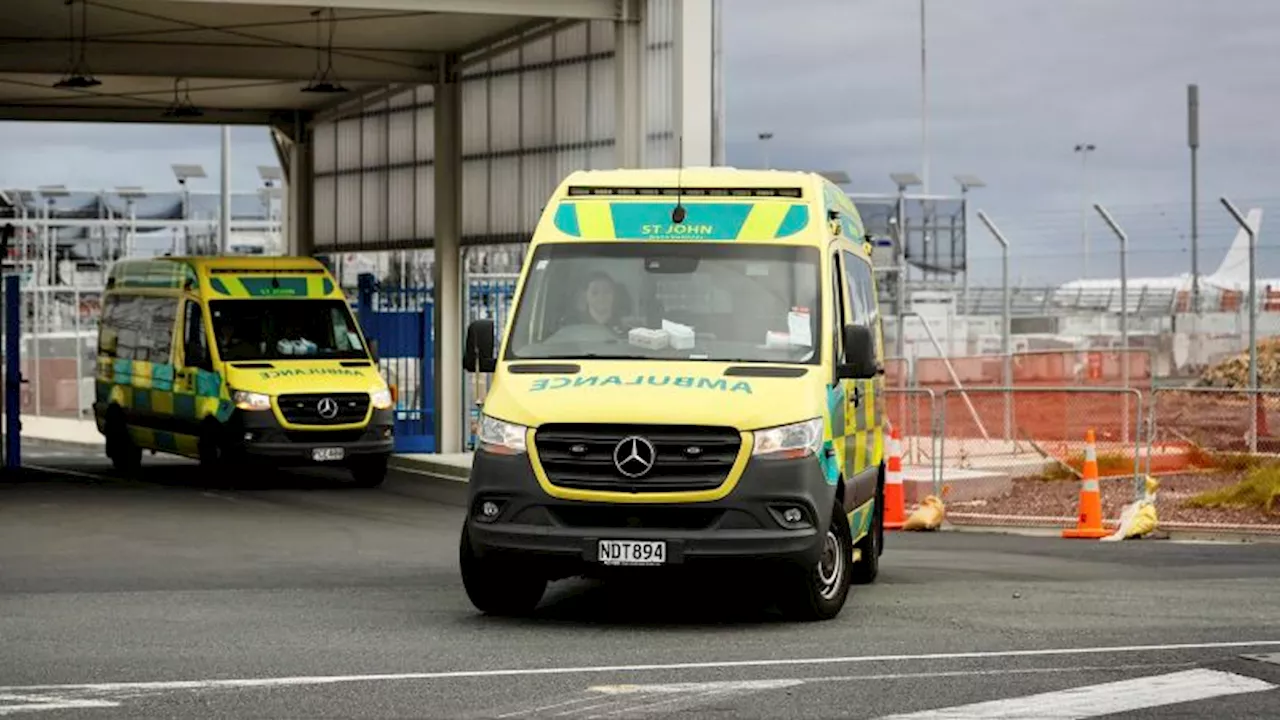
[231, 407, 395, 465]
[463, 449, 837, 574]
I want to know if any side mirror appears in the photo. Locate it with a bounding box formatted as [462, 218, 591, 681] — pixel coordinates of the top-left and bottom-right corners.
[838, 324, 880, 380]
[368, 339, 379, 363]
[463, 319, 497, 373]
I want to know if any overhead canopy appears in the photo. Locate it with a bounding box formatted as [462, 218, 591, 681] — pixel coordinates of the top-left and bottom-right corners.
[0, 0, 624, 125]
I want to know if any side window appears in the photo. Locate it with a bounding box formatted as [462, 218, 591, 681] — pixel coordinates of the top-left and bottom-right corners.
[183, 300, 210, 369]
[148, 297, 178, 365]
[831, 252, 847, 357]
[841, 251, 878, 328]
[113, 296, 142, 361]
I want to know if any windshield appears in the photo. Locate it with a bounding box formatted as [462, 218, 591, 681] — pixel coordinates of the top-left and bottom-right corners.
[209, 299, 369, 362]
[504, 242, 823, 364]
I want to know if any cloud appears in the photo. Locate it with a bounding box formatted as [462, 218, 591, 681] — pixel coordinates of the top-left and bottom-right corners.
[4, 0, 1280, 284]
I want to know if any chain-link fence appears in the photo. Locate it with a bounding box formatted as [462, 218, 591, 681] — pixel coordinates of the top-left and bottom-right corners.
[1137, 387, 1280, 534]
[937, 387, 1144, 529]
[21, 287, 101, 420]
[462, 265, 520, 451]
[883, 387, 939, 501]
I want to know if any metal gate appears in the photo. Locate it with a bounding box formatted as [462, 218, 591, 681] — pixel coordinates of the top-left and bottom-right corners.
[355, 273, 435, 454]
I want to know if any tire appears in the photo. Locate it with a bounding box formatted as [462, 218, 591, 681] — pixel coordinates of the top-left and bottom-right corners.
[105, 409, 141, 473]
[459, 524, 546, 616]
[850, 470, 883, 585]
[347, 454, 389, 488]
[779, 501, 853, 621]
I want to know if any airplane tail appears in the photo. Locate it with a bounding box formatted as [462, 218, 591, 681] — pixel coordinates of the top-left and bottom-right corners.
[1206, 208, 1263, 289]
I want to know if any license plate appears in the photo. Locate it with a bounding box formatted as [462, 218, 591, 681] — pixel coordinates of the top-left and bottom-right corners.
[597, 540, 667, 566]
[312, 447, 345, 462]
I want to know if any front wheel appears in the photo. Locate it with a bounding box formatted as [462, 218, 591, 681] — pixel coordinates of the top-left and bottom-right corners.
[347, 454, 389, 488]
[850, 474, 883, 585]
[779, 501, 853, 621]
[105, 410, 141, 473]
[459, 524, 546, 616]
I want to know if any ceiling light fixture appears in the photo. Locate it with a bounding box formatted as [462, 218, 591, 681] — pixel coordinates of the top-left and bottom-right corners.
[53, 0, 102, 89]
[302, 8, 349, 94]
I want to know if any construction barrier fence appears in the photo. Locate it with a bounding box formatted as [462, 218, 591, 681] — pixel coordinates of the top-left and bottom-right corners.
[883, 387, 938, 500]
[934, 387, 1146, 530]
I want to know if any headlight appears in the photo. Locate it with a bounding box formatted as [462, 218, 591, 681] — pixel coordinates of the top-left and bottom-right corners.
[753, 418, 824, 458]
[477, 414, 527, 454]
[370, 388, 394, 410]
[233, 390, 271, 412]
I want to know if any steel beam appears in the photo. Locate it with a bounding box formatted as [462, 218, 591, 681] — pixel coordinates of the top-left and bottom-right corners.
[0, 40, 435, 84]
[153, 0, 623, 20]
[0, 104, 281, 125]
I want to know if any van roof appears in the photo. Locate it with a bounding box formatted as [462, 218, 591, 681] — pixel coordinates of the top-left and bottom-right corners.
[552, 167, 830, 198]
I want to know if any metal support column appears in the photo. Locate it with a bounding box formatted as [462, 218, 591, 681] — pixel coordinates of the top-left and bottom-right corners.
[615, 0, 647, 168]
[285, 129, 315, 258]
[434, 61, 464, 455]
[673, 0, 714, 166]
[5, 275, 21, 471]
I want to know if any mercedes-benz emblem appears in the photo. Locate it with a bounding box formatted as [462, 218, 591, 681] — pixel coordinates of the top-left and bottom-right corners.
[316, 397, 339, 419]
[613, 436, 656, 478]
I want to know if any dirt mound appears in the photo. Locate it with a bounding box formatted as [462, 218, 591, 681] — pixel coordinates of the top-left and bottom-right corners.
[1198, 337, 1280, 388]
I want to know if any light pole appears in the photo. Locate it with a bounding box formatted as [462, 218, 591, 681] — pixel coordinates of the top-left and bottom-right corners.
[1220, 196, 1258, 454]
[976, 210, 1011, 442]
[890, 172, 923, 360]
[955, 174, 985, 320]
[1075, 144, 1096, 278]
[171, 164, 207, 255]
[258, 165, 284, 255]
[919, 0, 929, 192]
[1188, 85, 1201, 314]
[758, 132, 773, 169]
[114, 186, 146, 260]
[1093, 203, 1131, 445]
[220, 126, 232, 255]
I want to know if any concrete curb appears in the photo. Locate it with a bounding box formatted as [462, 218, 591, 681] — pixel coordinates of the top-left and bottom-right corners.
[386, 456, 470, 507]
[939, 523, 1280, 544]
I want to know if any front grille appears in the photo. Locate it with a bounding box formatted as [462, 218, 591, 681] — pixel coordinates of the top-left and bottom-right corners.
[534, 424, 741, 493]
[277, 392, 370, 426]
[282, 429, 367, 444]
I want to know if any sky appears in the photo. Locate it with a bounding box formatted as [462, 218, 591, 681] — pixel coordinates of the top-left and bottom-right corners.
[3, 0, 1279, 285]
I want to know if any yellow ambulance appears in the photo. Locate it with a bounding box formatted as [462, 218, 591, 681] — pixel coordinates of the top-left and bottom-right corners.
[459, 168, 887, 620]
[93, 256, 395, 487]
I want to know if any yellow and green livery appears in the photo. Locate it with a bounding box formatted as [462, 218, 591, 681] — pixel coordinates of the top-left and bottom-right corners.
[457, 168, 887, 621]
[94, 255, 396, 487]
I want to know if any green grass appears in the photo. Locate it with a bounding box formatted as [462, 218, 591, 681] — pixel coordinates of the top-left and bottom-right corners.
[1185, 463, 1280, 514]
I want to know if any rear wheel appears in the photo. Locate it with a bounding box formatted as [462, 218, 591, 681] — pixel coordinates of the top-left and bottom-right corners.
[459, 524, 546, 616]
[105, 409, 141, 473]
[850, 472, 883, 585]
[779, 501, 852, 621]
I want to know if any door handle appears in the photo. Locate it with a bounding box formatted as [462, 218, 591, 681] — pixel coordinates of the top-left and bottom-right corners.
[851, 384, 862, 407]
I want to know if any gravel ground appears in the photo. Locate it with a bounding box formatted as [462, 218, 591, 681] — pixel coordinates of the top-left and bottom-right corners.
[947, 471, 1280, 529]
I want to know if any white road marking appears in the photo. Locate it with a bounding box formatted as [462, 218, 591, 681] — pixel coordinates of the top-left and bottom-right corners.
[0, 693, 117, 716]
[22, 464, 109, 481]
[876, 668, 1277, 720]
[2, 640, 1279, 696]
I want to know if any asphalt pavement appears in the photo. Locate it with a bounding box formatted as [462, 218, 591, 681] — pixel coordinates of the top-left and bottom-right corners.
[3, 440, 1280, 719]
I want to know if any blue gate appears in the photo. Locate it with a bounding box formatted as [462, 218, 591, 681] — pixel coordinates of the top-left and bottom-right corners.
[355, 273, 435, 454]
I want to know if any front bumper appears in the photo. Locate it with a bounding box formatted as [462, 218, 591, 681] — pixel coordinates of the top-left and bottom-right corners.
[463, 449, 837, 574]
[231, 407, 395, 464]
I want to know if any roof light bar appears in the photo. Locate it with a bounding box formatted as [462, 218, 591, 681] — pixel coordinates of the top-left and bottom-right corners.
[566, 186, 804, 198]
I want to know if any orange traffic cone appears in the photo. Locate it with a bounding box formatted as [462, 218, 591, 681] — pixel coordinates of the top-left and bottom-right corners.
[883, 426, 906, 531]
[1063, 428, 1110, 539]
